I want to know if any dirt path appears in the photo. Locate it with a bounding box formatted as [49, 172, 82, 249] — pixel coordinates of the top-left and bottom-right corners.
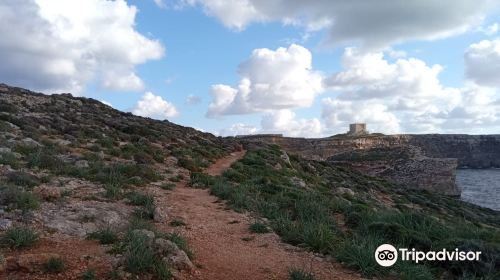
[158, 151, 363, 280]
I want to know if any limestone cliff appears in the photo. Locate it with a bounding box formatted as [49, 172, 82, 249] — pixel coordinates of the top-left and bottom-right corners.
[237, 133, 500, 195]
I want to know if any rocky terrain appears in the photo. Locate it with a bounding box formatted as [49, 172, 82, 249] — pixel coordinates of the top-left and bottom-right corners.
[239, 134, 500, 168]
[0, 84, 499, 280]
[0, 84, 239, 279]
[239, 133, 500, 195]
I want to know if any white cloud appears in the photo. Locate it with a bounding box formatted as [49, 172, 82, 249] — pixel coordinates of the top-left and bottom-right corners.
[100, 100, 113, 107]
[261, 109, 323, 137]
[132, 92, 179, 119]
[207, 44, 323, 117]
[0, 0, 164, 94]
[325, 48, 459, 113]
[321, 98, 400, 134]
[185, 0, 491, 49]
[186, 94, 202, 105]
[153, 0, 166, 8]
[322, 47, 500, 134]
[219, 109, 322, 137]
[219, 123, 258, 136]
[479, 23, 499, 35]
[465, 39, 500, 87]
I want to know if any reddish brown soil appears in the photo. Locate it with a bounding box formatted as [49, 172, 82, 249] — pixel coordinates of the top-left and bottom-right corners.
[159, 151, 363, 280]
[2, 237, 113, 279]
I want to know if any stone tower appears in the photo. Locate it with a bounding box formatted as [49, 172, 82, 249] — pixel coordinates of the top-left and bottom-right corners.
[348, 123, 367, 135]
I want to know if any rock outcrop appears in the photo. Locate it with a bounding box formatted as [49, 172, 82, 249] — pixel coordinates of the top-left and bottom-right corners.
[237, 133, 500, 195]
[328, 146, 459, 196]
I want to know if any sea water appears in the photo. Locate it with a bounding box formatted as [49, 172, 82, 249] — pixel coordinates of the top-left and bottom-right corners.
[456, 169, 500, 211]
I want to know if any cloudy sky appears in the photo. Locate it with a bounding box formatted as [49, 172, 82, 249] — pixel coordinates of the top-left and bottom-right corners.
[1, 0, 500, 136]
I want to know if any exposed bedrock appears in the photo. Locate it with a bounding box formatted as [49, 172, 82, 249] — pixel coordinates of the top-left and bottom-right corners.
[239, 134, 500, 195]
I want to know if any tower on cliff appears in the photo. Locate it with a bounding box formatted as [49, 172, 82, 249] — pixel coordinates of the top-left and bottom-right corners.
[348, 123, 368, 135]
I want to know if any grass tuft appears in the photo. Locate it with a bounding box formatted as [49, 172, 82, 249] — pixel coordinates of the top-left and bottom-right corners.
[288, 268, 316, 280]
[249, 222, 270, 233]
[87, 228, 118, 244]
[44, 257, 65, 273]
[1, 227, 39, 248]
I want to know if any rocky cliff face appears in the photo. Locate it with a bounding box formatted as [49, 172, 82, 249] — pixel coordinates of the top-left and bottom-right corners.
[328, 146, 459, 196]
[407, 134, 500, 168]
[239, 134, 500, 168]
[237, 133, 500, 195]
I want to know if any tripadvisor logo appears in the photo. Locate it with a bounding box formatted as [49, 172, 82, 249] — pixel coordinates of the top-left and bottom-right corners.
[375, 244, 482, 267]
[375, 244, 398, 267]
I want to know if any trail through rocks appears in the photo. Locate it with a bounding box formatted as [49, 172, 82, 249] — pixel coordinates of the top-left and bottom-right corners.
[158, 151, 363, 280]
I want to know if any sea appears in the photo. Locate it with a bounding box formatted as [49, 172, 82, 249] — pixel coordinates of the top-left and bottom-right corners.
[456, 169, 500, 211]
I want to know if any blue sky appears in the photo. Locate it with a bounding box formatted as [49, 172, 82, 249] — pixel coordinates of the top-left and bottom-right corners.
[1, 0, 500, 136]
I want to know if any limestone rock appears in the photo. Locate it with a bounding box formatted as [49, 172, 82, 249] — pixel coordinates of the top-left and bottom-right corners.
[0, 218, 12, 230]
[336, 187, 355, 197]
[41, 201, 132, 237]
[132, 229, 155, 241]
[21, 137, 41, 147]
[34, 185, 61, 201]
[290, 176, 306, 188]
[166, 249, 194, 271]
[280, 151, 292, 166]
[154, 238, 193, 271]
[153, 206, 168, 223]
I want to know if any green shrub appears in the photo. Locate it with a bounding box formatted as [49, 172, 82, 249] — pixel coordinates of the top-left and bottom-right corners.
[27, 148, 68, 173]
[44, 257, 65, 273]
[188, 172, 215, 188]
[160, 182, 176, 190]
[249, 222, 269, 233]
[87, 228, 118, 244]
[6, 171, 40, 188]
[126, 191, 154, 207]
[334, 236, 382, 277]
[103, 183, 122, 200]
[127, 217, 156, 232]
[288, 268, 316, 280]
[124, 232, 155, 273]
[15, 190, 40, 212]
[1, 227, 39, 248]
[169, 219, 186, 227]
[170, 174, 183, 182]
[2, 186, 40, 212]
[0, 152, 20, 168]
[81, 268, 96, 280]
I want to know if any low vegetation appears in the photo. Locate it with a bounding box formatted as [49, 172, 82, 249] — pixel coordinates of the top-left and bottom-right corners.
[44, 257, 65, 273]
[249, 222, 269, 233]
[87, 228, 119, 244]
[189, 144, 500, 279]
[288, 268, 317, 280]
[0, 227, 39, 248]
[81, 268, 97, 280]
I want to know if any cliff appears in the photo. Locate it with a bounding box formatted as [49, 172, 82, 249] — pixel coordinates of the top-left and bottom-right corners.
[238, 134, 500, 168]
[237, 133, 500, 195]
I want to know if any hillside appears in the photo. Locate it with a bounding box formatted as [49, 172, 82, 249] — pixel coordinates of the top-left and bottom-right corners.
[0, 84, 239, 279]
[0, 84, 499, 280]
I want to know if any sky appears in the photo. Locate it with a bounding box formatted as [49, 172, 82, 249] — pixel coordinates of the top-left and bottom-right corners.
[1, 0, 500, 137]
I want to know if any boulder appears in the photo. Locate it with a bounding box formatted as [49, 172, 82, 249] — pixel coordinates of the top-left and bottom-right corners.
[153, 206, 168, 223]
[0, 218, 12, 230]
[335, 187, 355, 197]
[154, 238, 193, 271]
